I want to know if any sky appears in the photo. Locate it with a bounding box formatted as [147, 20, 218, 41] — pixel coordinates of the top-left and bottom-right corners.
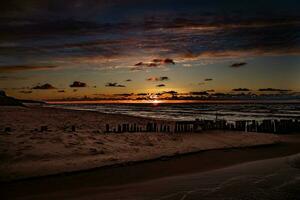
[0, 0, 299, 100]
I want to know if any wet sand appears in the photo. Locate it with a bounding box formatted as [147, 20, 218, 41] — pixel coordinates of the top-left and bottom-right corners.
[1, 135, 300, 200]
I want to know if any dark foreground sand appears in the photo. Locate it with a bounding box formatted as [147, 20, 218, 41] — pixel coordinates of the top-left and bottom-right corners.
[1, 135, 300, 200]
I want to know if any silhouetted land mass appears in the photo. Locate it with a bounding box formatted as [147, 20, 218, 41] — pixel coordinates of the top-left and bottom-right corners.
[0, 90, 23, 106]
[0, 90, 45, 106]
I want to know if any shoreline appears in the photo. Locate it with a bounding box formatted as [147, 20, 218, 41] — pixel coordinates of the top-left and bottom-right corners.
[2, 138, 300, 199]
[1, 141, 281, 183]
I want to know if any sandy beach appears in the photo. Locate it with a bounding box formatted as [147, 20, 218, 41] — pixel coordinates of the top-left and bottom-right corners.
[0, 106, 281, 182]
[1, 134, 300, 200]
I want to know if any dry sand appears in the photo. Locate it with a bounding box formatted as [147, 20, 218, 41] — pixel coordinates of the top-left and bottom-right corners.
[0, 106, 280, 181]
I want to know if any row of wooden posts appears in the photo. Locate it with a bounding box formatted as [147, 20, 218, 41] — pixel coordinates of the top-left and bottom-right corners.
[105, 119, 300, 134]
[1, 119, 300, 134]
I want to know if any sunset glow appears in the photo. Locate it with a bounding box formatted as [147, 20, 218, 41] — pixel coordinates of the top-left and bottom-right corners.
[1, 1, 300, 199]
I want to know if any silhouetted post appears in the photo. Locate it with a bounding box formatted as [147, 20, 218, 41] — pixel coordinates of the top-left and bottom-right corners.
[272, 121, 276, 133]
[153, 123, 157, 132]
[40, 126, 48, 132]
[147, 123, 151, 132]
[122, 124, 127, 132]
[71, 125, 76, 132]
[296, 120, 300, 132]
[4, 127, 11, 133]
[106, 124, 110, 133]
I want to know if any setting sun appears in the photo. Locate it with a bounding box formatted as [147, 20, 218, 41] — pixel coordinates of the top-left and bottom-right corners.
[152, 99, 161, 105]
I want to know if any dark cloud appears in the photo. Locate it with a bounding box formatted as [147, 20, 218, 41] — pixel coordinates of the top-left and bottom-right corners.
[206, 89, 215, 93]
[137, 93, 148, 96]
[258, 88, 292, 92]
[152, 59, 163, 63]
[147, 76, 169, 81]
[232, 88, 251, 92]
[32, 83, 56, 90]
[134, 62, 158, 68]
[162, 91, 178, 95]
[0, 65, 57, 73]
[163, 58, 175, 65]
[70, 81, 87, 88]
[105, 82, 126, 87]
[230, 62, 247, 68]
[190, 91, 209, 95]
[204, 78, 213, 81]
[0, 0, 299, 70]
[125, 79, 132, 82]
[114, 93, 134, 97]
[156, 84, 166, 87]
[133, 58, 175, 70]
[57, 90, 65, 93]
[19, 90, 32, 94]
[134, 62, 144, 66]
[160, 76, 169, 81]
[212, 93, 229, 96]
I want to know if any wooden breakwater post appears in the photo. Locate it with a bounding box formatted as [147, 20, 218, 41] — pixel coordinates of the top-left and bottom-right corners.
[103, 118, 300, 134]
[201, 120, 215, 130]
[259, 120, 273, 133]
[173, 121, 197, 133]
[146, 122, 158, 132]
[228, 122, 235, 130]
[215, 120, 227, 130]
[107, 123, 150, 133]
[277, 119, 295, 134]
[159, 124, 171, 133]
[117, 124, 122, 133]
[295, 120, 300, 132]
[4, 127, 12, 133]
[193, 119, 202, 132]
[105, 124, 110, 133]
[122, 124, 127, 132]
[40, 126, 48, 132]
[235, 120, 246, 131]
[246, 120, 258, 132]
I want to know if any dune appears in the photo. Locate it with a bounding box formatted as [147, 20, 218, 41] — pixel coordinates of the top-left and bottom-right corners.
[0, 91, 23, 106]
